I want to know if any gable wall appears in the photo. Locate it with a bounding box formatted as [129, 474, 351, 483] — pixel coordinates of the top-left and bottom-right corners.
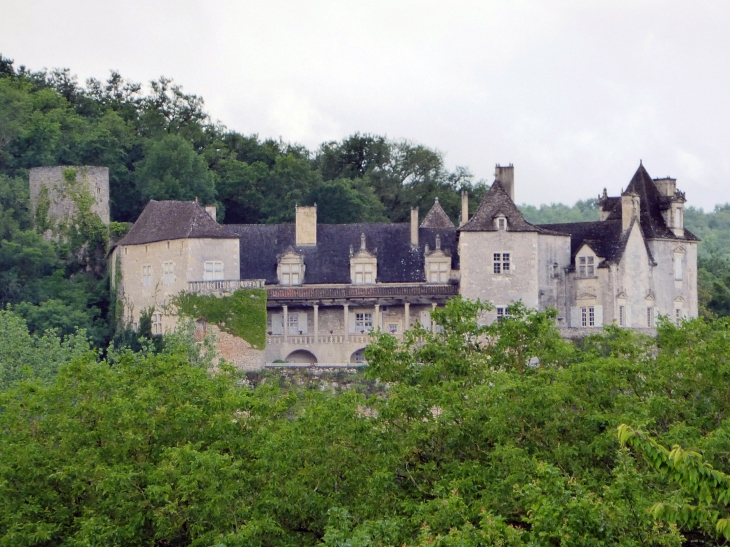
[459, 230, 539, 321]
[615, 222, 655, 327]
[647, 239, 698, 319]
[537, 234, 572, 319]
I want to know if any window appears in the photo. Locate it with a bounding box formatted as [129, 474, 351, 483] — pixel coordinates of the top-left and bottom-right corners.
[288, 313, 299, 334]
[674, 254, 683, 281]
[163, 261, 174, 285]
[619, 305, 626, 327]
[497, 217, 506, 230]
[354, 263, 374, 284]
[204, 261, 224, 281]
[647, 307, 654, 328]
[388, 323, 398, 333]
[428, 261, 449, 283]
[281, 263, 301, 286]
[675, 308, 682, 326]
[496, 306, 510, 322]
[579, 256, 594, 277]
[142, 265, 152, 287]
[152, 312, 163, 335]
[581, 306, 595, 327]
[355, 313, 373, 332]
[493, 253, 510, 274]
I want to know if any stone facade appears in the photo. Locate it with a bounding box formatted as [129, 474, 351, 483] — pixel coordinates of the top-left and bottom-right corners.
[29, 166, 110, 231]
[107, 163, 700, 369]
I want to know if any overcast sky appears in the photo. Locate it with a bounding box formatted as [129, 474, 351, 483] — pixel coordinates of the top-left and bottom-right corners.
[2, 1, 729, 210]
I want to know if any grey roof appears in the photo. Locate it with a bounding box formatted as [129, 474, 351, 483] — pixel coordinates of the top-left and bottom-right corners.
[420, 199, 455, 228]
[604, 164, 700, 242]
[116, 200, 237, 247]
[225, 223, 459, 284]
[459, 180, 565, 235]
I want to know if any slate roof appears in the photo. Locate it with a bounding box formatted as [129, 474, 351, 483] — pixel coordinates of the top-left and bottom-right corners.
[225, 223, 459, 284]
[537, 219, 636, 267]
[420, 199, 455, 228]
[460, 180, 565, 235]
[116, 201, 237, 247]
[604, 164, 700, 242]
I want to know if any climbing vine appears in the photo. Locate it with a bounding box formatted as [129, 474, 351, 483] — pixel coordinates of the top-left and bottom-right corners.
[172, 289, 267, 349]
[34, 184, 52, 234]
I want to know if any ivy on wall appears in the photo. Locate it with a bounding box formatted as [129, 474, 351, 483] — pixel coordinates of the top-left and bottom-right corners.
[173, 289, 267, 349]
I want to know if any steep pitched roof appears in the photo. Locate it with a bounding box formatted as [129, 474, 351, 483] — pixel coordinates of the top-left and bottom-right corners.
[605, 163, 700, 241]
[459, 180, 564, 235]
[225, 223, 459, 284]
[420, 199, 455, 228]
[116, 200, 237, 247]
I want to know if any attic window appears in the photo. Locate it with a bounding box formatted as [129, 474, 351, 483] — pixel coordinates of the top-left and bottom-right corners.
[278, 253, 304, 286]
[496, 216, 507, 230]
[354, 263, 374, 284]
[579, 256, 594, 277]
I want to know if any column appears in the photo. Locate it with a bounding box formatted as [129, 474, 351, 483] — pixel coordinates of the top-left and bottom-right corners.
[313, 304, 319, 342]
[431, 302, 437, 334]
[374, 303, 380, 334]
[404, 302, 410, 331]
[343, 303, 349, 342]
[283, 305, 288, 342]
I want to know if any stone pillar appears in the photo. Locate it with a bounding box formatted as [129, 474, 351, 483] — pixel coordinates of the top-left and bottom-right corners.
[404, 302, 410, 331]
[431, 302, 437, 334]
[283, 305, 288, 342]
[343, 303, 349, 341]
[374, 303, 380, 333]
[313, 304, 319, 341]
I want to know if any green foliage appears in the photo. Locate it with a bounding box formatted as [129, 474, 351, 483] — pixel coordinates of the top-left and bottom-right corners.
[519, 198, 599, 224]
[173, 288, 267, 348]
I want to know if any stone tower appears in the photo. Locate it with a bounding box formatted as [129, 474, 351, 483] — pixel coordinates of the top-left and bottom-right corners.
[29, 166, 110, 233]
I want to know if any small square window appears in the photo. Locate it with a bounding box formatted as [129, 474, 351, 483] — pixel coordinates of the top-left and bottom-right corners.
[204, 261, 224, 281]
[355, 313, 373, 331]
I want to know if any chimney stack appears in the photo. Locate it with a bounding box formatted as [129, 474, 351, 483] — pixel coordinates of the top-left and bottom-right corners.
[296, 204, 317, 246]
[460, 190, 469, 226]
[621, 190, 640, 232]
[653, 177, 677, 197]
[495, 164, 515, 202]
[410, 207, 419, 247]
[205, 205, 217, 221]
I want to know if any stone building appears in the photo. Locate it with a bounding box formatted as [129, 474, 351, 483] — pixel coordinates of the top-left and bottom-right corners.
[29, 166, 110, 231]
[110, 162, 699, 367]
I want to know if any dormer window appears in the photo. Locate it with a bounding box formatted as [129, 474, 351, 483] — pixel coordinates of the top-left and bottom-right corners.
[424, 235, 451, 283]
[578, 256, 594, 277]
[496, 216, 507, 230]
[278, 252, 305, 286]
[350, 233, 377, 285]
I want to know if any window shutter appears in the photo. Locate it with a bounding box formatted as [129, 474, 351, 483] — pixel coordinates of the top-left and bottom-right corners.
[594, 305, 603, 327]
[570, 307, 581, 328]
[299, 312, 308, 334]
[349, 313, 357, 333]
[419, 310, 432, 330]
[271, 314, 283, 335]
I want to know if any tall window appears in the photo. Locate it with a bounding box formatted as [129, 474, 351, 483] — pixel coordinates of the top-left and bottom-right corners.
[428, 261, 449, 283]
[163, 261, 174, 285]
[581, 306, 595, 327]
[493, 253, 510, 274]
[647, 307, 654, 328]
[674, 253, 683, 281]
[288, 313, 299, 334]
[619, 305, 626, 327]
[579, 256, 594, 277]
[354, 263, 374, 284]
[355, 313, 373, 332]
[675, 308, 682, 326]
[142, 265, 152, 287]
[152, 312, 163, 335]
[497, 217, 506, 230]
[204, 261, 224, 281]
[281, 263, 301, 286]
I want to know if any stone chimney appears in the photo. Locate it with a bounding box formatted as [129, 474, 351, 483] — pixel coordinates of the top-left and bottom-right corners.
[411, 207, 419, 247]
[296, 204, 317, 246]
[495, 164, 515, 202]
[460, 190, 469, 226]
[621, 190, 640, 232]
[205, 205, 217, 221]
[653, 177, 676, 197]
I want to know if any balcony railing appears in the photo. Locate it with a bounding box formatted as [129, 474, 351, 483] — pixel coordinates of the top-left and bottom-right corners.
[267, 333, 398, 345]
[188, 279, 266, 294]
[267, 283, 458, 301]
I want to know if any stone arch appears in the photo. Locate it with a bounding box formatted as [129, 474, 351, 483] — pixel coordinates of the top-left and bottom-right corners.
[285, 349, 318, 364]
[350, 348, 367, 364]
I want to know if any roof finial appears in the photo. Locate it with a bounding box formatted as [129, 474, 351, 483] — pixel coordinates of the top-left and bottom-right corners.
[360, 232, 366, 251]
[640, 159, 643, 165]
[435, 197, 439, 204]
[435, 234, 441, 250]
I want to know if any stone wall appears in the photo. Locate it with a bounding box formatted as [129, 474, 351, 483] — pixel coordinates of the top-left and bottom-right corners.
[196, 321, 265, 371]
[29, 166, 110, 229]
